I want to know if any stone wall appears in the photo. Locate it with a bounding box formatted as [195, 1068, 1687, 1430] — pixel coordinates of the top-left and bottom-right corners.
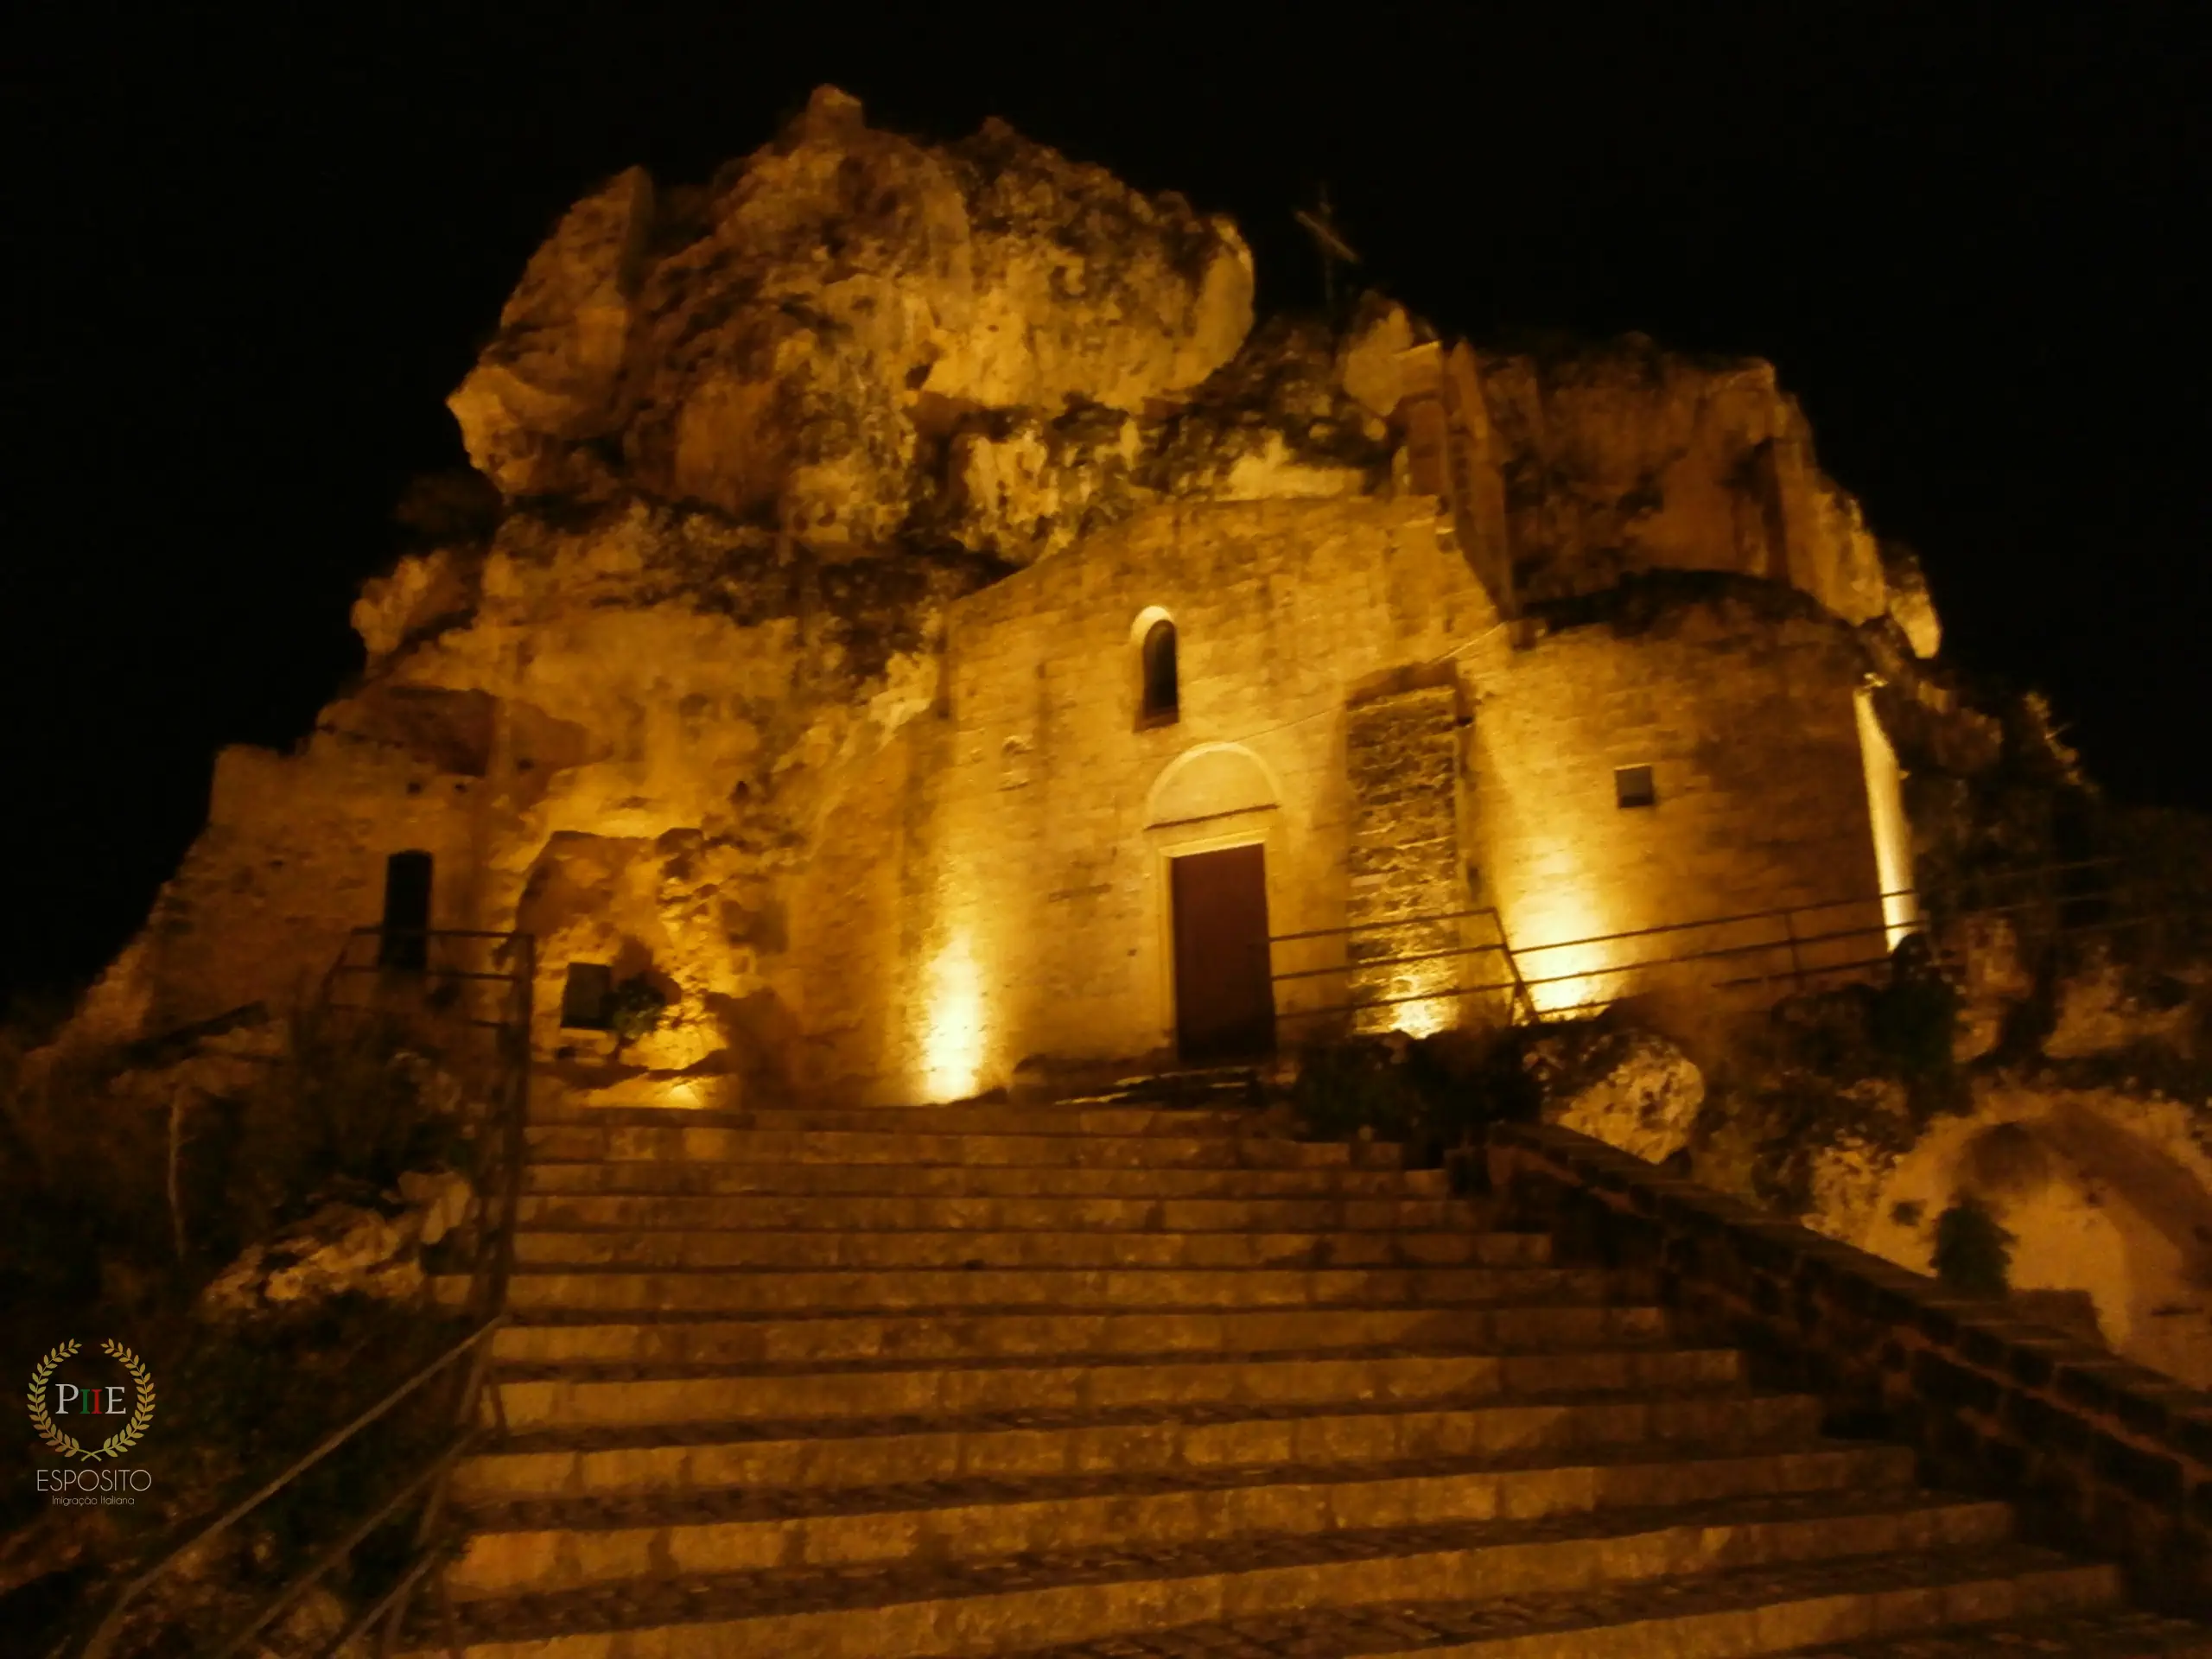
[76, 499, 1904, 1105]
[95, 739, 489, 1037]
[1487, 1118, 2212, 1618]
[1460, 585, 1885, 1016]
[1344, 683, 1473, 1035]
[849, 495, 1495, 1101]
[785, 502, 1897, 1100]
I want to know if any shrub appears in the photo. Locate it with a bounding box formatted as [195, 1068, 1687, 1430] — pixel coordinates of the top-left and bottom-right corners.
[210, 1009, 468, 1254]
[607, 976, 669, 1049]
[1869, 938, 1961, 1087]
[1290, 1029, 1537, 1166]
[1293, 1039, 1425, 1144]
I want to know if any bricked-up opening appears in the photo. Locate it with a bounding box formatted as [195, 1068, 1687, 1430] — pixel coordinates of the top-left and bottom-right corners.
[1140, 620, 1179, 726]
[1614, 766, 1656, 809]
[378, 850, 432, 969]
[1170, 843, 1274, 1061]
[561, 962, 614, 1030]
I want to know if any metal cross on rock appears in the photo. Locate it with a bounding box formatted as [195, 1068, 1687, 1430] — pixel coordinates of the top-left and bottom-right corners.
[1294, 183, 1362, 314]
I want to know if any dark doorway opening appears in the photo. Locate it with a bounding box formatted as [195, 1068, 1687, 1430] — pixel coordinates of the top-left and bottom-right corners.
[560, 962, 613, 1029]
[1170, 843, 1275, 1063]
[378, 850, 433, 970]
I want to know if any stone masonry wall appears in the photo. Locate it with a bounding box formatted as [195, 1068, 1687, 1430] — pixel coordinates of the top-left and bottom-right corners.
[852, 494, 1497, 1100]
[784, 527, 1898, 1099]
[1344, 683, 1471, 1035]
[1459, 590, 1884, 1015]
[98, 741, 491, 1037]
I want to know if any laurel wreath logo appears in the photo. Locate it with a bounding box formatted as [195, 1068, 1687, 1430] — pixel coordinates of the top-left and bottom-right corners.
[27, 1339, 156, 1462]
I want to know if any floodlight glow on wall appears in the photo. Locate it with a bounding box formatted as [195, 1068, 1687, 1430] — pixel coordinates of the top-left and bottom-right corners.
[920, 930, 988, 1102]
[1510, 864, 1619, 1017]
[1854, 682, 1921, 951]
[1391, 989, 1452, 1039]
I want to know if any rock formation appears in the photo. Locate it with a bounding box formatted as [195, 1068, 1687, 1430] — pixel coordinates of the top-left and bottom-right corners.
[71, 86, 1959, 1110]
[1524, 1025, 1705, 1165]
[448, 86, 1257, 548]
[1522, 926, 2212, 1385]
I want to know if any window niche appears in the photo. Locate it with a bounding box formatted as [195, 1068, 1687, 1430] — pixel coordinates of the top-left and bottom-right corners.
[560, 962, 614, 1030]
[1139, 618, 1179, 727]
[1614, 766, 1657, 809]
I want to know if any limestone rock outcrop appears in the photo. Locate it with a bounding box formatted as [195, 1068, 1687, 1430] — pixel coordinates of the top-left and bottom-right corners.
[450, 86, 1254, 546]
[199, 1200, 428, 1319]
[1634, 934, 2212, 1386]
[439, 86, 1916, 625]
[1525, 1025, 1706, 1165]
[2043, 949, 2199, 1059]
[1475, 337, 1891, 628]
[1850, 1085, 2212, 1386]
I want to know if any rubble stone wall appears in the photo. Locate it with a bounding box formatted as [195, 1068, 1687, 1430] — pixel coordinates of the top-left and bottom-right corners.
[117, 742, 491, 1034]
[1344, 683, 1474, 1035]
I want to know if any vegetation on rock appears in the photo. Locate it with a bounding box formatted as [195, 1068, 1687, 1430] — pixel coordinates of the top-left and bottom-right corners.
[605, 975, 670, 1050]
[0, 1003, 486, 1655]
[1289, 1029, 1538, 1168]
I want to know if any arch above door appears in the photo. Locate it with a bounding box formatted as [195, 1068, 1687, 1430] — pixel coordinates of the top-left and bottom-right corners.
[1145, 742, 1280, 828]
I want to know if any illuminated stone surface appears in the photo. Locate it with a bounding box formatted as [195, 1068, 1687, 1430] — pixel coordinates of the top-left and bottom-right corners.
[67, 88, 1949, 1107]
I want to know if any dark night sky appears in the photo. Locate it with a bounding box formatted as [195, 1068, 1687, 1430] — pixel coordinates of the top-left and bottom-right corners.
[3, 3, 2207, 1014]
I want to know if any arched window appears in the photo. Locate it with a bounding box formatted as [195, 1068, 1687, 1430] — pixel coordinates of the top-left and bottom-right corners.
[1140, 620, 1179, 725]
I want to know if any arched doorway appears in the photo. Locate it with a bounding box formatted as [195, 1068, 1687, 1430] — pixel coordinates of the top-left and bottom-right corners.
[1147, 746, 1281, 1064]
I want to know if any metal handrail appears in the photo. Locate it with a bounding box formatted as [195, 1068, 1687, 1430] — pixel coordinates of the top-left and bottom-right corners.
[72, 926, 539, 1659]
[1270, 906, 1510, 946]
[1272, 938, 1515, 984]
[1268, 860, 2122, 957]
[1273, 856, 2177, 1034]
[77, 1318, 504, 1659]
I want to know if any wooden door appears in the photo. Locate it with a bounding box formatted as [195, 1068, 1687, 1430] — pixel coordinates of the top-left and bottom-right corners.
[1170, 844, 1275, 1062]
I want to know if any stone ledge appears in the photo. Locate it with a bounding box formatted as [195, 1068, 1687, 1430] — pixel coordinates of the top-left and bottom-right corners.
[1485, 1116, 2212, 1617]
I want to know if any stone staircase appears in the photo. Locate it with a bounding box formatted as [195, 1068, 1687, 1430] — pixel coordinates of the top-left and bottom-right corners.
[410, 1076, 2212, 1657]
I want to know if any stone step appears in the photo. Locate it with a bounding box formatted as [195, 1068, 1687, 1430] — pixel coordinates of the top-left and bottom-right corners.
[489, 1343, 1748, 1431]
[531, 1103, 1264, 1139]
[521, 1160, 1451, 1199]
[404, 1490, 2021, 1658]
[507, 1226, 1542, 1271]
[444, 1439, 1921, 1599]
[991, 1547, 2132, 1659]
[1789, 1607, 2212, 1656]
[468, 1263, 1632, 1317]
[490, 1300, 1673, 1369]
[512, 1191, 1488, 1233]
[451, 1384, 1824, 1503]
[522, 1122, 1397, 1169]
